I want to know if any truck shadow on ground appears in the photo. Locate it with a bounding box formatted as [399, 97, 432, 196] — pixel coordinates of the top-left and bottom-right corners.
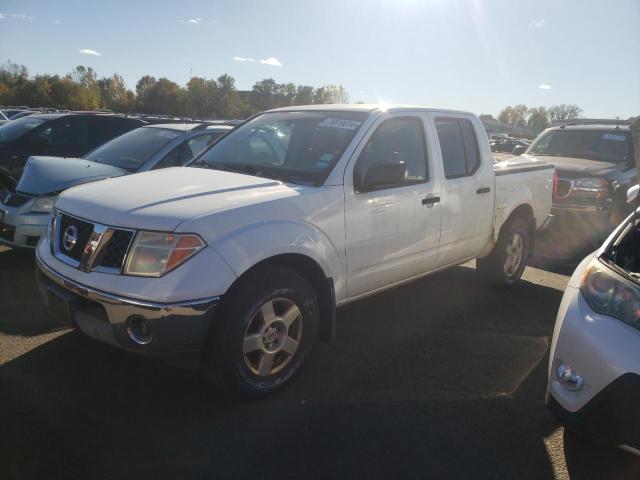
[0, 247, 62, 336]
[1, 252, 639, 479]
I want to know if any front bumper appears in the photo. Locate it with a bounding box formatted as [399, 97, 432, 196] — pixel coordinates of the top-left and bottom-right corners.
[0, 199, 48, 248]
[547, 282, 640, 447]
[36, 252, 220, 355]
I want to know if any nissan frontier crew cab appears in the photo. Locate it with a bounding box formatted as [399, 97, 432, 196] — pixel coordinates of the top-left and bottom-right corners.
[36, 105, 555, 397]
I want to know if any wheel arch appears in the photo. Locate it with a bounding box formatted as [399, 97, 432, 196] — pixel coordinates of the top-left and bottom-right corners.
[224, 253, 336, 342]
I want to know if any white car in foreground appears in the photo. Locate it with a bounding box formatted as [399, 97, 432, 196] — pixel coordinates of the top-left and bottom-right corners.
[547, 207, 640, 453]
[36, 105, 554, 397]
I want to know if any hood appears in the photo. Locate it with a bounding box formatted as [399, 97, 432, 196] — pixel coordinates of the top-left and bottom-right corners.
[16, 156, 128, 195]
[55, 167, 306, 232]
[523, 153, 622, 179]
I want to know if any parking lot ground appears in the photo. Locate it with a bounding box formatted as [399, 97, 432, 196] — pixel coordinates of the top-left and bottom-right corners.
[1, 245, 639, 479]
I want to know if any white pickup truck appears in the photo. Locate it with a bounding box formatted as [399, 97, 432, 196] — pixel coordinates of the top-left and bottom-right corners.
[36, 105, 555, 396]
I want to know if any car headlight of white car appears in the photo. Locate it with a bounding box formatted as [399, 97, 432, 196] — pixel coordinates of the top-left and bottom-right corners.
[571, 178, 609, 198]
[30, 196, 57, 213]
[123, 231, 205, 277]
[580, 259, 640, 330]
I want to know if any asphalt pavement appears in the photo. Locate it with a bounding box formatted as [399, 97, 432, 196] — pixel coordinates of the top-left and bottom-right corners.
[1, 245, 639, 479]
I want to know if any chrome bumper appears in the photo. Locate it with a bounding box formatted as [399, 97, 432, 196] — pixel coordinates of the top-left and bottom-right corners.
[36, 252, 220, 354]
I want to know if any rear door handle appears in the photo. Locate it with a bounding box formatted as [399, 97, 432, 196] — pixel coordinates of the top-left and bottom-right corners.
[476, 187, 491, 194]
[422, 196, 440, 206]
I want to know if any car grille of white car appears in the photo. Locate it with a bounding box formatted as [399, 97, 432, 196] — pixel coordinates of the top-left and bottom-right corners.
[53, 211, 134, 274]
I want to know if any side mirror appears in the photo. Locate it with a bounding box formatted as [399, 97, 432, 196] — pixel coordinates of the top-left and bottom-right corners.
[512, 145, 527, 156]
[361, 161, 408, 192]
[627, 184, 639, 204]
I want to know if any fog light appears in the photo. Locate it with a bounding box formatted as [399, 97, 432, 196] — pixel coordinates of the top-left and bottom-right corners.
[126, 316, 152, 345]
[556, 363, 584, 391]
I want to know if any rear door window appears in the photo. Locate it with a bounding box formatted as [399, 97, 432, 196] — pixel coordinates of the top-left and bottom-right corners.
[435, 118, 480, 179]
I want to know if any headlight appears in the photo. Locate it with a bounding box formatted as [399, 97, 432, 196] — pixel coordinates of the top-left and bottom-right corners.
[571, 178, 609, 198]
[580, 259, 640, 330]
[123, 231, 205, 277]
[30, 196, 57, 213]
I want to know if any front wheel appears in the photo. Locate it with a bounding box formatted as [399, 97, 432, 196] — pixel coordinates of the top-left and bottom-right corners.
[202, 265, 318, 398]
[477, 218, 530, 288]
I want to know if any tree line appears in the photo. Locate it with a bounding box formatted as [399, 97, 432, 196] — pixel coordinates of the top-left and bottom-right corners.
[0, 60, 350, 119]
[486, 104, 584, 135]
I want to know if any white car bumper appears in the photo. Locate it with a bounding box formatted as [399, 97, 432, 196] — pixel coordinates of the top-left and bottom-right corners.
[0, 197, 49, 248]
[547, 256, 640, 448]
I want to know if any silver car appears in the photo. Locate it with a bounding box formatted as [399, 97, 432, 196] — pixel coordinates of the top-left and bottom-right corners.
[0, 123, 232, 248]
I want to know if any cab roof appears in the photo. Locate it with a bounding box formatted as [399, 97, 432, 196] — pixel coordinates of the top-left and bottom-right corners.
[266, 103, 473, 116]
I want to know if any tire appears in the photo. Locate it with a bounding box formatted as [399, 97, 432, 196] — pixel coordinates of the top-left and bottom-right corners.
[477, 217, 530, 288]
[202, 264, 319, 398]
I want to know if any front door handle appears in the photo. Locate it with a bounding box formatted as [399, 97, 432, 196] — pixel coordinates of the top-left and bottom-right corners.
[477, 187, 491, 194]
[422, 196, 440, 206]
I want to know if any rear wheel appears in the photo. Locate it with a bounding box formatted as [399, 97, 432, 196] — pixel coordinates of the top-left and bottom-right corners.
[202, 265, 318, 398]
[477, 217, 530, 288]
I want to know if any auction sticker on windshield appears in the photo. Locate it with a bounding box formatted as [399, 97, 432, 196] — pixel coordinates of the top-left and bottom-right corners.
[603, 133, 627, 142]
[318, 118, 362, 130]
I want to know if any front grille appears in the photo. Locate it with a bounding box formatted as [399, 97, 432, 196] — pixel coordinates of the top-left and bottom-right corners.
[556, 179, 572, 199]
[58, 214, 94, 261]
[100, 229, 134, 269]
[1, 189, 31, 207]
[55, 212, 134, 272]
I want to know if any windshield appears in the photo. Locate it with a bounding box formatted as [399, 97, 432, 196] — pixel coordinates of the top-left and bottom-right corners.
[0, 117, 45, 143]
[191, 111, 367, 185]
[84, 127, 182, 171]
[528, 130, 632, 163]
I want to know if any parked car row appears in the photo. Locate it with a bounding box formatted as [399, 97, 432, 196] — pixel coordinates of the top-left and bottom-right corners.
[0, 122, 231, 247]
[0, 112, 148, 186]
[489, 134, 531, 153]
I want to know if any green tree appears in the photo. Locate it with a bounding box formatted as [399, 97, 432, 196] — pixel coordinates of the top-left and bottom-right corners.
[314, 84, 349, 104]
[498, 105, 529, 126]
[214, 74, 246, 118]
[135, 75, 157, 112]
[251, 78, 279, 110]
[527, 106, 549, 134]
[99, 74, 134, 112]
[185, 76, 218, 118]
[71, 66, 101, 110]
[548, 104, 582, 121]
[294, 85, 314, 105]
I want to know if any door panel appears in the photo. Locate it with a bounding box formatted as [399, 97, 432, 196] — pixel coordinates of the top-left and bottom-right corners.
[345, 114, 442, 298]
[430, 115, 494, 266]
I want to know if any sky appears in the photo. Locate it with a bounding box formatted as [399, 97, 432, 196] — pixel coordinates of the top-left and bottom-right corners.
[0, 0, 638, 118]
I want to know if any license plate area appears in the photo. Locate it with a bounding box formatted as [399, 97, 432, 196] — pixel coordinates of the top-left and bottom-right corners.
[36, 268, 85, 326]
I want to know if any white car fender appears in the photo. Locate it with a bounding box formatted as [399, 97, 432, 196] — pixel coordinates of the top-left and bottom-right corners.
[208, 219, 346, 300]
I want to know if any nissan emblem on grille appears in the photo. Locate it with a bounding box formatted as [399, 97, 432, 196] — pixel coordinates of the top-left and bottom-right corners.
[62, 225, 78, 252]
[55, 213, 134, 273]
